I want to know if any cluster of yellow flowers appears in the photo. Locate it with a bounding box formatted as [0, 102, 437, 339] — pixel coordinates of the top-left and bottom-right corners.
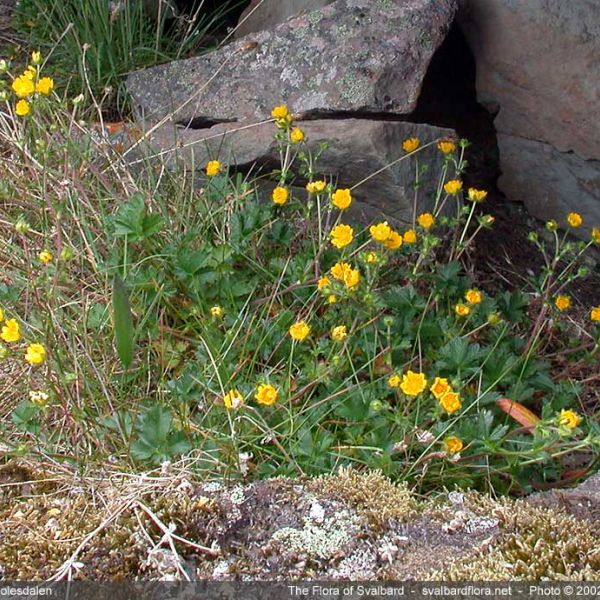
[454, 288, 484, 318]
[388, 370, 463, 415]
[0, 308, 46, 365]
[402, 137, 458, 155]
[223, 383, 279, 409]
[8, 52, 54, 117]
[554, 297, 600, 323]
[369, 221, 403, 250]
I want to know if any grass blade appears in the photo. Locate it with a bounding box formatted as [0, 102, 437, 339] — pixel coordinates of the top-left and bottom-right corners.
[112, 274, 134, 368]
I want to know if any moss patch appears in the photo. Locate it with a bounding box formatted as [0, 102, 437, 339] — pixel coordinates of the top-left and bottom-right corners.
[0, 462, 599, 580]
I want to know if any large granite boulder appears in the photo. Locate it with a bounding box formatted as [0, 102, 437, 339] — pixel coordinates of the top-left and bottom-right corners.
[235, 0, 335, 39]
[458, 0, 600, 234]
[127, 0, 457, 122]
[146, 119, 455, 224]
[126, 0, 458, 225]
[497, 134, 600, 239]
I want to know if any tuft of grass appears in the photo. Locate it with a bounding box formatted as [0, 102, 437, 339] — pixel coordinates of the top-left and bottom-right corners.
[12, 0, 237, 114]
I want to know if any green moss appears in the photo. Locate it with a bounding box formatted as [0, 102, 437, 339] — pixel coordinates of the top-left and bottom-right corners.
[309, 468, 417, 530]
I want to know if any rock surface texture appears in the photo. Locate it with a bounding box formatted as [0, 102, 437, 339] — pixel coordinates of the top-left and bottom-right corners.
[235, 0, 335, 39]
[126, 0, 458, 224]
[149, 119, 455, 222]
[458, 0, 600, 235]
[128, 0, 457, 122]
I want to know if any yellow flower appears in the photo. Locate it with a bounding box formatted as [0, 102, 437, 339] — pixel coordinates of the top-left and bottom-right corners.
[567, 212, 582, 228]
[205, 160, 221, 177]
[35, 77, 54, 95]
[38, 250, 53, 264]
[370, 222, 392, 242]
[417, 213, 435, 230]
[546, 220, 558, 232]
[23, 66, 36, 80]
[290, 127, 305, 143]
[591, 228, 600, 244]
[383, 230, 403, 250]
[554, 295, 571, 311]
[331, 325, 347, 341]
[15, 100, 31, 117]
[0, 307, 3, 322]
[331, 188, 352, 210]
[439, 391, 462, 414]
[272, 186, 289, 205]
[327, 294, 337, 304]
[271, 105, 289, 120]
[455, 303, 471, 317]
[444, 436, 463, 454]
[388, 374, 401, 388]
[272, 105, 292, 127]
[343, 267, 361, 289]
[11, 75, 35, 98]
[438, 140, 456, 154]
[402, 137, 420, 153]
[306, 180, 327, 194]
[25, 343, 46, 365]
[223, 389, 244, 410]
[210, 305, 223, 317]
[467, 188, 487, 202]
[330, 224, 354, 249]
[591, 306, 600, 322]
[31, 51, 42, 65]
[29, 390, 49, 407]
[444, 179, 463, 195]
[403, 229, 417, 244]
[289, 320, 310, 341]
[430, 377, 451, 400]
[1, 318, 21, 343]
[330, 261, 351, 280]
[317, 276, 331, 290]
[557, 409, 581, 429]
[399, 370, 428, 397]
[465, 289, 483, 304]
[255, 383, 279, 406]
[365, 252, 379, 264]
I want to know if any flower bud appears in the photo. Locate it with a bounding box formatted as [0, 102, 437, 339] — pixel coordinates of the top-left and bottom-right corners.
[15, 218, 30, 233]
[370, 399, 383, 412]
[60, 246, 74, 261]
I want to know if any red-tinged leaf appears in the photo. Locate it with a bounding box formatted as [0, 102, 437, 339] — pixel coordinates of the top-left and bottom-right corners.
[497, 397, 541, 431]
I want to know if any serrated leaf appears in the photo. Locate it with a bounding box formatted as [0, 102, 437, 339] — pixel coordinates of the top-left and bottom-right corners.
[112, 274, 134, 368]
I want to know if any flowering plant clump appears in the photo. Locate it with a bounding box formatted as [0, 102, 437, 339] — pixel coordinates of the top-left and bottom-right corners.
[1, 81, 600, 495]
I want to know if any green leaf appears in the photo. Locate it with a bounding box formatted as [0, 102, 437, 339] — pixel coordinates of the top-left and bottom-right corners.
[12, 402, 41, 435]
[112, 274, 134, 368]
[113, 193, 162, 242]
[131, 405, 192, 464]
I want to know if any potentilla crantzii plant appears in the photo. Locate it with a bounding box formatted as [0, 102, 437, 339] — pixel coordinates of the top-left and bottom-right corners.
[1, 58, 599, 494]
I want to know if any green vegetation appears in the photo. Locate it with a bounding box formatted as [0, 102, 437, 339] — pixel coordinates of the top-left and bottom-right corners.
[12, 0, 235, 112]
[0, 40, 599, 498]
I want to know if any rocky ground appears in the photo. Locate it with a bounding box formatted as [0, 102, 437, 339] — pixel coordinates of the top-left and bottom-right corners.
[1, 461, 599, 580]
